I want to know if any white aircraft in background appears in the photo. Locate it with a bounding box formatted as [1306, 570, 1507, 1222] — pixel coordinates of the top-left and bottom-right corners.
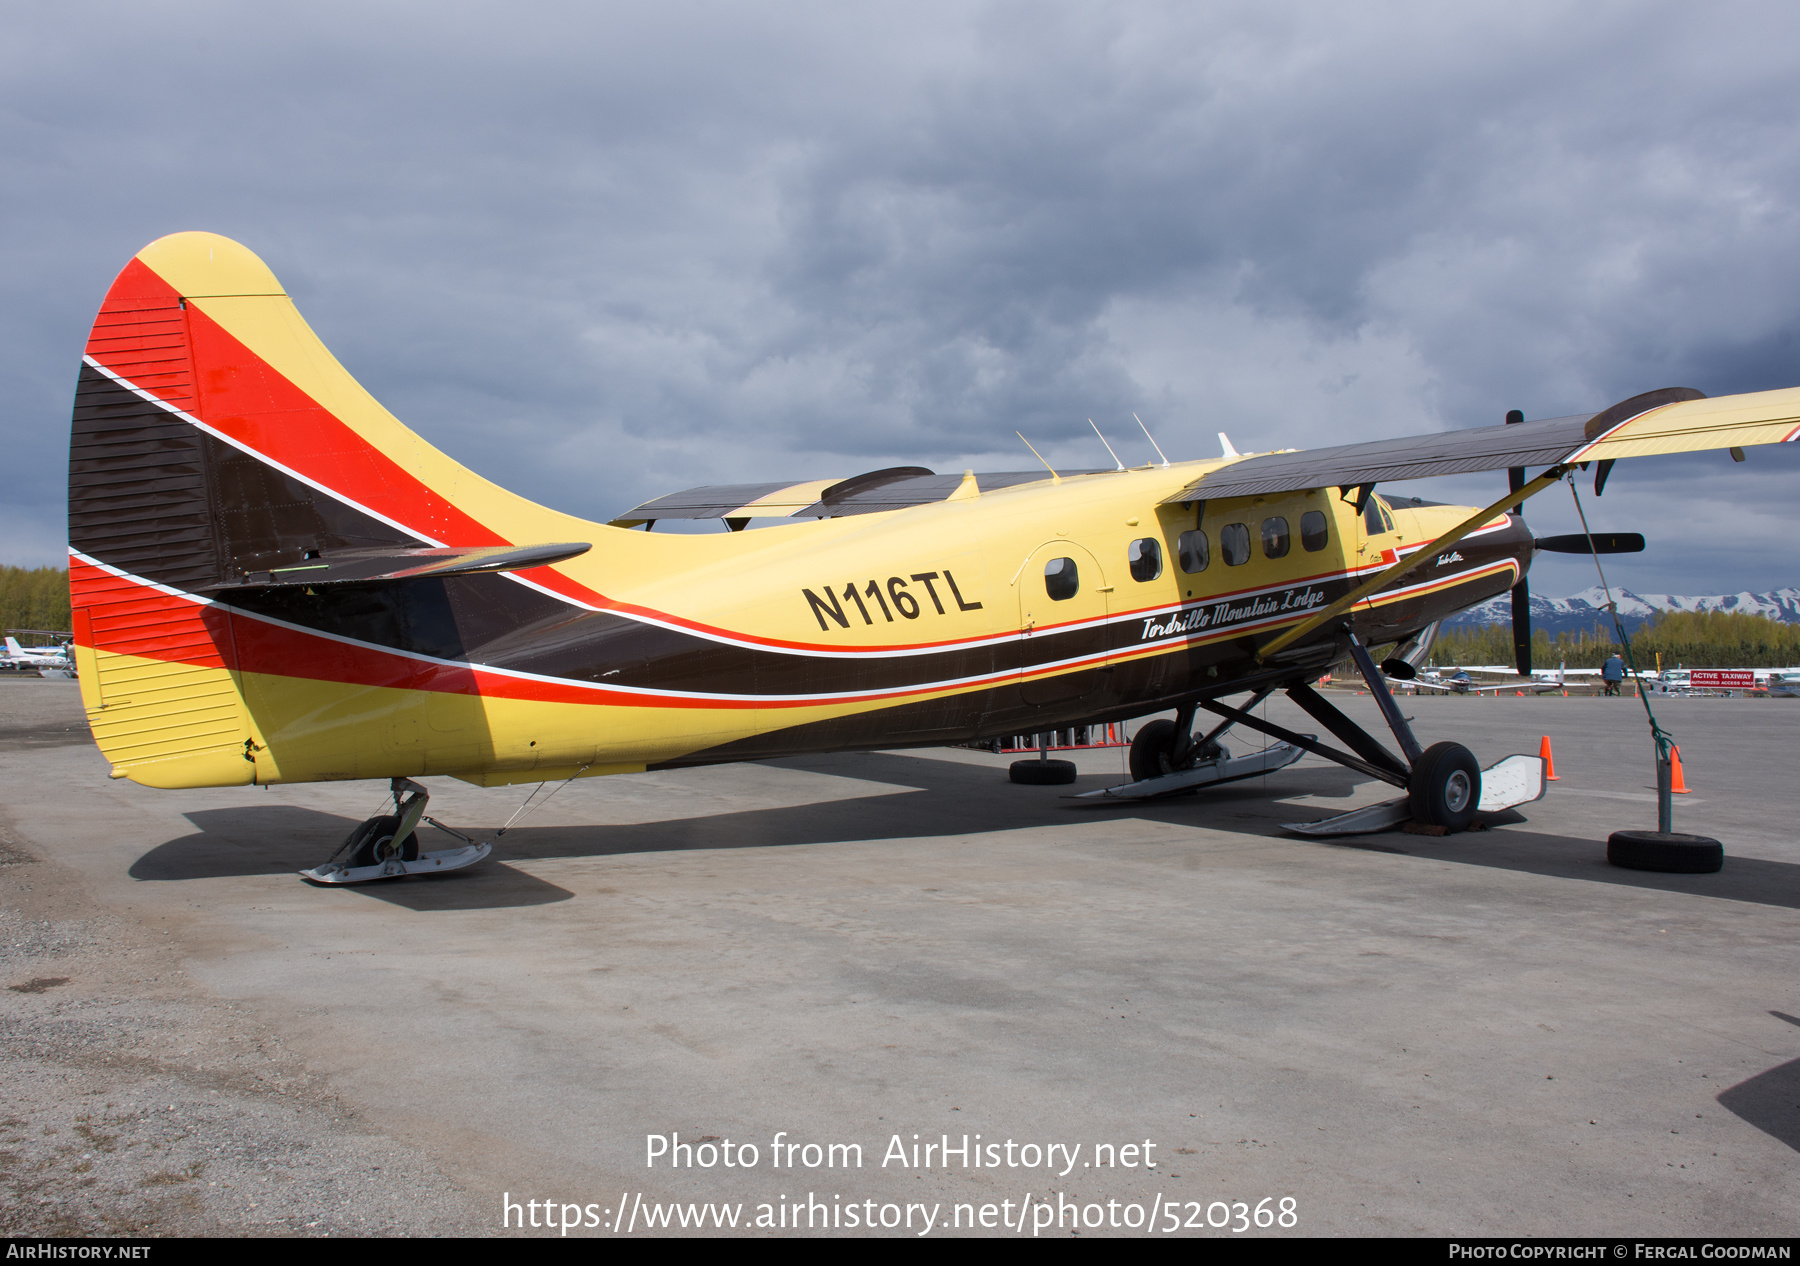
[1409, 665, 1564, 695]
[3, 636, 75, 676]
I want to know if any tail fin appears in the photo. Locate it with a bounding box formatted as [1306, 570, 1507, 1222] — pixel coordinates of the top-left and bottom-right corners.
[3, 637, 21, 657]
[69, 233, 597, 787]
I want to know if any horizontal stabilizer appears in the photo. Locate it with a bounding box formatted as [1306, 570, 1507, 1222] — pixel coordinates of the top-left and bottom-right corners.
[197, 542, 591, 592]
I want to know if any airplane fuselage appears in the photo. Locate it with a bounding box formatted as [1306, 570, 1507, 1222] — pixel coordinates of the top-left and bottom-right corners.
[82, 463, 1529, 789]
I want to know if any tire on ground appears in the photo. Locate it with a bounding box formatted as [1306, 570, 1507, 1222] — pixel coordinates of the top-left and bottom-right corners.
[1129, 719, 1187, 783]
[346, 814, 420, 867]
[1607, 830, 1723, 874]
[1010, 759, 1078, 786]
[1408, 741, 1481, 832]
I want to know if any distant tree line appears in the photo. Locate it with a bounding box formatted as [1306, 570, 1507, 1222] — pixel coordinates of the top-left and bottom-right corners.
[0, 566, 70, 637]
[1433, 610, 1800, 670]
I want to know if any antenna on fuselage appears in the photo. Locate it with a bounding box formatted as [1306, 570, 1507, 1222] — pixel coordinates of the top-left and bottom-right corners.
[1133, 413, 1170, 467]
[1016, 431, 1062, 483]
[1088, 419, 1125, 471]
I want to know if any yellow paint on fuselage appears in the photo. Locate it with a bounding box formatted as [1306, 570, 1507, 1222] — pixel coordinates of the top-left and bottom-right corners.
[230, 470, 1384, 786]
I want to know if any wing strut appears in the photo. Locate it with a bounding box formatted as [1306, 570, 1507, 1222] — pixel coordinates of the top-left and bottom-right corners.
[1257, 463, 1572, 662]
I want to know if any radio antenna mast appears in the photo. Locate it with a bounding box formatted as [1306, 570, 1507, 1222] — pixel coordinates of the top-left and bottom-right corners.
[1089, 419, 1125, 470]
[1134, 413, 1171, 467]
[1016, 432, 1061, 482]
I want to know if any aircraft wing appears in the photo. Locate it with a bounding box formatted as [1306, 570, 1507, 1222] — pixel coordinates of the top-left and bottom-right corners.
[1164, 384, 1800, 502]
[610, 467, 1090, 526]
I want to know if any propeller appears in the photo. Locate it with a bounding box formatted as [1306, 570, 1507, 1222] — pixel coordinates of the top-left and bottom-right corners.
[1512, 536, 1644, 673]
[1506, 411, 1530, 676]
[1511, 574, 1532, 676]
[1533, 533, 1645, 554]
[1500, 406, 1648, 675]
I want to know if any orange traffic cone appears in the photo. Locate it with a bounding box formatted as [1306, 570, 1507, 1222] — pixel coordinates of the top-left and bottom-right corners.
[1670, 746, 1690, 794]
[1539, 735, 1559, 780]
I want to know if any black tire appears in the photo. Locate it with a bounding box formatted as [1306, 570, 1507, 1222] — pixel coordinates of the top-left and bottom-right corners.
[1607, 831, 1723, 874]
[1010, 759, 1077, 785]
[1129, 720, 1185, 782]
[1408, 741, 1481, 832]
[345, 814, 419, 867]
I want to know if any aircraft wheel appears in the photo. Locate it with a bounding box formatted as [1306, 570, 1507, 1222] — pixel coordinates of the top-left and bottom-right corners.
[1010, 759, 1077, 785]
[1606, 830, 1722, 874]
[345, 814, 420, 867]
[1129, 720, 1187, 782]
[1408, 742, 1480, 832]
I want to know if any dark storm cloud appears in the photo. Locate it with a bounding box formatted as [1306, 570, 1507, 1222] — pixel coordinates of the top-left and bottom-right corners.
[5, 1, 1799, 593]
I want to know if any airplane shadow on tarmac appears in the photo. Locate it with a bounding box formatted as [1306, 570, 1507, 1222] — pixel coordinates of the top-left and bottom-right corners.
[124, 752, 1330, 909]
[1716, 1012, 1800, 1155]
[116, 749, 1800, 914]
[126, 750, 1800, 913]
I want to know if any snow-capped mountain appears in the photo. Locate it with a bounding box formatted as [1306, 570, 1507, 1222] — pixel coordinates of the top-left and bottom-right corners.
[1445, 587, 1800, 636]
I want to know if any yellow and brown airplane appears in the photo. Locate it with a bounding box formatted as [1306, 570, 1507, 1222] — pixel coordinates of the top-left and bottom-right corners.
[68, 232, 1800, 880]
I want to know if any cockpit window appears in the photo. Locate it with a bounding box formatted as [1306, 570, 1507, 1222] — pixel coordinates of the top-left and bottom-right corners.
[1127, 537, 1162, 582]
[1300, 510, 1329, 552]
[1044, 557, 1079, 600]
[1364, 497, 1395, 536]
[1221, 523, 1251, 566]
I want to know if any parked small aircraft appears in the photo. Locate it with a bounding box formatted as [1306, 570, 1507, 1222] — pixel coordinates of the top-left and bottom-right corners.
[67, 234, 1800, 881]
[1405, 666, 1562, 695]
[3, 635, 73, 675]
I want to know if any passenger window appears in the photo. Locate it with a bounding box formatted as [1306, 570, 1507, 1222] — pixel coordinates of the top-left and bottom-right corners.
[1261, 516, 1290, 559]
[1044, 557, 1079, 601]
[1128, 537, 1162, 582]
[1177, 529, 1209, 573]
[1221, 523, 1251, 566]
[1300, 510, 1329, 552]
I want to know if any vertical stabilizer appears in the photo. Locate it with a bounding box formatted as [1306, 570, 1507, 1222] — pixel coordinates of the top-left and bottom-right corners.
[67, 233, 596, 787]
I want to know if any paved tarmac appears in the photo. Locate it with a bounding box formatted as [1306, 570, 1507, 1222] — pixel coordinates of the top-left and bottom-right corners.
[2, 676, 1796, 1237]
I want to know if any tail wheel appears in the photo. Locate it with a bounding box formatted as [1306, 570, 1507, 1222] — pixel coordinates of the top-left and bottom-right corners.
[345, 814, 419, 867]
[1409, 742, 1481, 832]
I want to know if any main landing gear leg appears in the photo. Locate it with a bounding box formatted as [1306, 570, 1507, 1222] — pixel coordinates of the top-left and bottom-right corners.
[1281, 633, 1546, 836]
[301, 777, 493, 884]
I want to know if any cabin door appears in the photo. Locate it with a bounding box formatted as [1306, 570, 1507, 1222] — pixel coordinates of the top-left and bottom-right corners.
[1017, 542, 1110, 707]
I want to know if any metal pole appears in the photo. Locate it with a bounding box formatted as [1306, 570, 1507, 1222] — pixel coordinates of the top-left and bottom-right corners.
[1656, 757, 1673, 834]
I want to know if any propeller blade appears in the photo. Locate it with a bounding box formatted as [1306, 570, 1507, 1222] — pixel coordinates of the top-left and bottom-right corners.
[1512, 578, 1531, 677]
[1534, 533, 1645, 554]
[1505, 408, 1525, 514]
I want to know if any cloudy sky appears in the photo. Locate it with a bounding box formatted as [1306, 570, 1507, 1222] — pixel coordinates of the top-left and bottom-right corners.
[6, 1, 1799, 598]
